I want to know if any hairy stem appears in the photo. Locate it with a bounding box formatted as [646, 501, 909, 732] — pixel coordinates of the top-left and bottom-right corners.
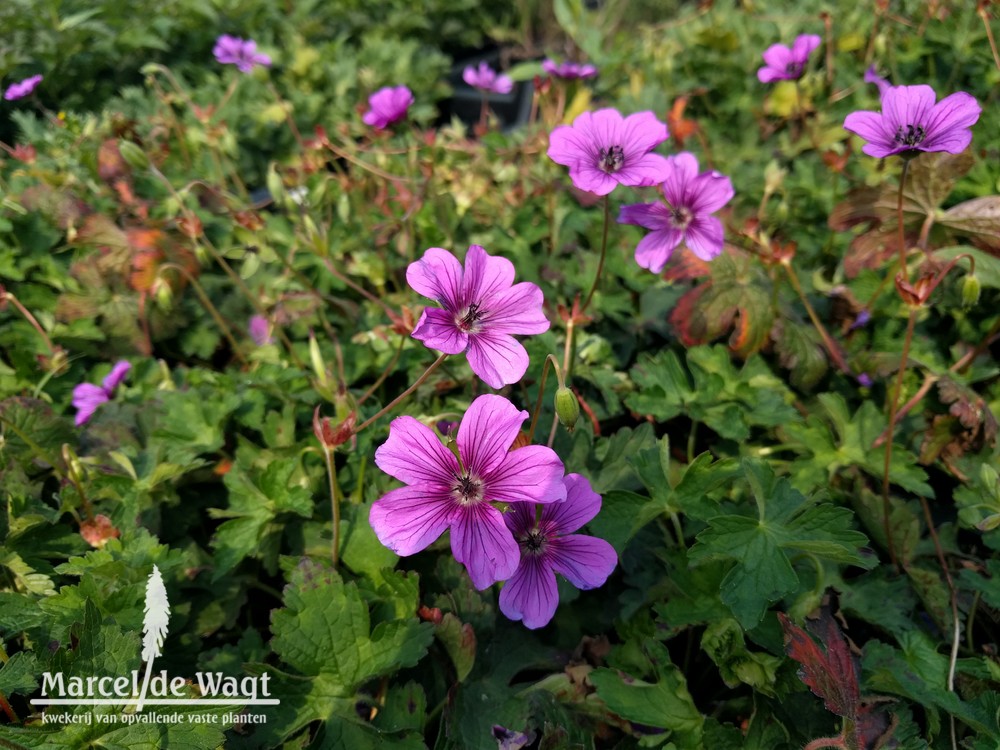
[782, 262, 851, 374]
[324, 447, 341, 567]
[354, 353, 447, 434]
[582, 196, 611, 313]
[896, 159, 912, 283]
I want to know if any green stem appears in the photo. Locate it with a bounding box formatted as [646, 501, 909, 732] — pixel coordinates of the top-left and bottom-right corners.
[782, 262, 851, 374]
[896, 159, 912, 283]
[159, 263, 247, 365]
[581, 195, 610, 313]
[527, 354, 562, 444]
[880, 307, 917, 570]
[354, 354, 447, 434]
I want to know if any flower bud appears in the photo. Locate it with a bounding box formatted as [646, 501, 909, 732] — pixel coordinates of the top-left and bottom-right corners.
[312, 406, 356, 450]
[961, 273, 981, 308]
[554, 386, 580, 432]
[117, 140, 150, 170]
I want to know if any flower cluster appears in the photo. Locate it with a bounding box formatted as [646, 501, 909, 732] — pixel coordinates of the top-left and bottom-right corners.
[72, 361, 131, 426]
[363, 85, 414, 130]
[370, 394, 616, 627]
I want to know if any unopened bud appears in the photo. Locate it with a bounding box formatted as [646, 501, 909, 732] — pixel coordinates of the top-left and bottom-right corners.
[961, 273, 981, 308]
[117, 140, 150, 170]
[312, 407, 356, 450]
[554, 386, 580, 432]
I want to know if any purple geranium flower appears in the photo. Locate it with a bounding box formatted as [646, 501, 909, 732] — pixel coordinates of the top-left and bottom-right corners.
[248, 315, 273, 345]
[757, 34, 821, 83]
[542, 59, 597, 80]
[499, 474, 617, 629]
[864, 65, 891, 96]
[462, 62, 513, 95]
[370, 394, 566, 589]
[407, 244, 549, 389]
[547, 109, 671, 196]
[213, 35, 271, 73]
[843, 84, 981, 159]
[363, 85, 414, 129]
[4, 75, 43, 101]
[72, 360, 131, 426]
[617, 152, 734, 272]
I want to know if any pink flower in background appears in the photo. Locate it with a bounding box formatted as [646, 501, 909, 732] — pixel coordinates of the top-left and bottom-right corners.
[757, 34, 821, 83]
[547, 109, 670, 196]
[618, 152, 733, 272]
[72, 360, 131, 426]
[248, 315, 273, 345]
[4, 75, 43, 101]
[407, 244, 549, 389]
[213, 35, 271, 73]
[499, 474, 617, 629]
[363, 85, 414, 129]
[844, 84, 981, 159]
[863, 65, 891, 96]
[462, 62, 513, 95]
[542, 59, 597, 80]
[370, 394, 566, 589]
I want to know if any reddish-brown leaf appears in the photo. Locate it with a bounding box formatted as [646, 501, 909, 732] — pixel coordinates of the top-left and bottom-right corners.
[97, 139, 129, 182]
[667, 96, 698, 149]
[778, 609, 859, 718]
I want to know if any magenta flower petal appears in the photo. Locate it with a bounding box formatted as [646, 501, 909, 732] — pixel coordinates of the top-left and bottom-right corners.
[406, 246, 464, 307]
[463, 62, 513, 95]
[369, 485, 457, 556]
[484, 445, 567, 506]
[481, 283, 550, 335]
[683, 216, 725, 261]
[549, 535, 618, 589]
[375, 415, 460, 487]
[542, 59, 598, 80]
[72, 384, 109, 426]
[411, 308, 470, 355]
[540, 474, 601, 534]
[101, 360, 131, 392]
[465, 333, 529, 389]
[618, 152, 732, 273]
[457, 394, 528, 477]
[844, 84, 981, 159]
[213, 35, 271, 73]
[407, 245, 547, 388]
[461, 245, 516, 308]
[864, 66, 891, 96]
[363, 85, 414, 129]
[633, 230, 682, 273]
[547, 108, 670, 195]
[451, 503, 521, 589]
[248, 315, 273, 346]
[498, 556, 559, 629]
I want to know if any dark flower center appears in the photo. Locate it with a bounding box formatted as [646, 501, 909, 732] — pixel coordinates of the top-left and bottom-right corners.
[597, 145, 625, 173]
[522, 529, 547, 555]
[456, 303, 484, 332]
[452, 475, 484, 505]
[785, 62, 803, 77]
[893, 124, 926, 148]
[670, 205, 693, 230]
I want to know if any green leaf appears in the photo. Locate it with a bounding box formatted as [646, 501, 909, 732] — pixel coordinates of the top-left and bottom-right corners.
[590, 640, 703, 743]
[781, 393, 932, 497]
[689, 458, 874, 628]
[249, 560, 433, 747]
[0, 650, 39, 696]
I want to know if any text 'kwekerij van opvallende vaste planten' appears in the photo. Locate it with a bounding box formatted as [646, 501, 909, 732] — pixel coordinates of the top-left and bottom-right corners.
[0, 1, 999, 748]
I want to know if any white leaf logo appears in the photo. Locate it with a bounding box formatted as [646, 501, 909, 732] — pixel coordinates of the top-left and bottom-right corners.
[135, 565, 170, 711]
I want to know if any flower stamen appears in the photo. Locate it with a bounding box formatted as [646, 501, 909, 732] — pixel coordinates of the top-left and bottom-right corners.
[893, 124, 927, 147]
[456, 303, 483, 332]
[452, 475, 484, 505]
[597, 145, 625, 173]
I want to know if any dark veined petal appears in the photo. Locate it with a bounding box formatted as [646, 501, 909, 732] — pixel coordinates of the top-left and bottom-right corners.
[481, 282, 549, 335]
[368, 485, 456, 556]
[498, 555, 559, 629]
[457, 394, 528, 477]
[465, 332, 530, 389]
[683, 216, 725, 261]
[549, 534, 618, 589]
[485, 445, 567, 505]
[406, 246, 464, 309]
[541, 474, 602, 534]
[411, 307, 469, 355]
[375, 415, 460, 487]
[450, 502, 520, 589]
[461, 245, 515, 309]
[633, 227, 683, 273]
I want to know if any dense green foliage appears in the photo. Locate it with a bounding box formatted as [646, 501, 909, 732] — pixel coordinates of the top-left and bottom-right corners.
[1, 1, 1000, 748]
